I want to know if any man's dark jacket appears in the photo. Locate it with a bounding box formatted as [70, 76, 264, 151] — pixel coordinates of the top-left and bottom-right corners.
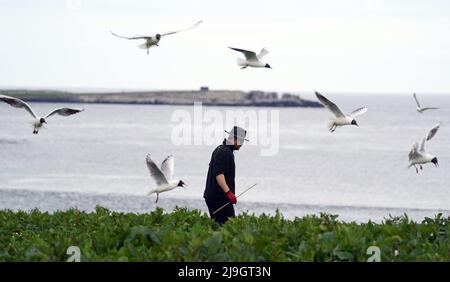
[203, 140, 236, 201]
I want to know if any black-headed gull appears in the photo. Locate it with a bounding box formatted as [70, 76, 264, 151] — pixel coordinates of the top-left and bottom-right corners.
[315, 91, 367, 132]
[111, 21, 202, 54]
[229, 47, 271, 69]
[413, 93, 439, 113]
[146, 154, 186, 203]
[0, 94, 84, 134]
[408, 123, 440, 173]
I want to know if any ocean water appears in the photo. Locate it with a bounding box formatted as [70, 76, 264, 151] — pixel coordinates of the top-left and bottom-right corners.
[0, 94, 449, 222]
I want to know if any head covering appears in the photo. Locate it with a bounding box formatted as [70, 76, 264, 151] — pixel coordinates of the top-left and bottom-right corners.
[224, 126, 249, 142]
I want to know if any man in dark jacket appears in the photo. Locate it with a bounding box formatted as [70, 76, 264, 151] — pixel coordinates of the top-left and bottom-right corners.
[203, 126, 248, 225]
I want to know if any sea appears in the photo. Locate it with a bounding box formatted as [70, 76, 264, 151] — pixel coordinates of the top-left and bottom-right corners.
[1, 94, 449, 222]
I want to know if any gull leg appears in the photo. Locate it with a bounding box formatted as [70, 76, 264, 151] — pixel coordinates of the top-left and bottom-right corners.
[330, 125, 336, 133]
[240, 66, 247, 69]
[414, 165, 418, 174]
[155, 193, 159, 203]
[147, 49, 149, 55]
[420, 165, 423, 170]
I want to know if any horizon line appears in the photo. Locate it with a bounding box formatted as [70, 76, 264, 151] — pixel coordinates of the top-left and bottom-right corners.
[0, 85, 449, 96]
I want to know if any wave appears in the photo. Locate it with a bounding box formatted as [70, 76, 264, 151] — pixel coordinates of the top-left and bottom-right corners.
[0, 138, 28, 145]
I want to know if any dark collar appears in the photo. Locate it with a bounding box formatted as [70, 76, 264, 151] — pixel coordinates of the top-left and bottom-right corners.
[222, 139, 237, 151]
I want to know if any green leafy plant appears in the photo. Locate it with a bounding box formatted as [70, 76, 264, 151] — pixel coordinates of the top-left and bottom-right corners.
[0, 207, 448, 262]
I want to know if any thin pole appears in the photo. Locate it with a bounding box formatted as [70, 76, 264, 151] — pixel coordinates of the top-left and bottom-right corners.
[212, 183, 257, 215]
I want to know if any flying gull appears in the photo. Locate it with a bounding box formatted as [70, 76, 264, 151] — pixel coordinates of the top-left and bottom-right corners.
[413, 93, 439, 114]
[111, 21, 203, 54]
[146, 154, 186, 203]
[408, 123, 440, 173]
[0, 94, 84, 134]
[315, 91, 367, 132]
[229, 47, 271, 69]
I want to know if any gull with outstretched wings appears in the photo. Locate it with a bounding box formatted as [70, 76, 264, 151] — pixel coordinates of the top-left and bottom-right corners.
[413, 93, 439, 114]
[111, 21, 203, 54]
[229, 47, 272, 69]
[146, 154, 186, 203]
[315, 91, 367, 132]
[408, 123, 440, 173]
[0, 94, 84, 134]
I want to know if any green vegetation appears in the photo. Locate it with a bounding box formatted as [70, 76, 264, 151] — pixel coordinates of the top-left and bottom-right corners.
[0, 207, 448, 261]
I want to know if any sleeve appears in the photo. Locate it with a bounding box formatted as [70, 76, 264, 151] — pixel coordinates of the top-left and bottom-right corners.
[212, 149, 230, 177]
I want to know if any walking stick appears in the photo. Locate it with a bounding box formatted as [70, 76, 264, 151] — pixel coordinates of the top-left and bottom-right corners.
[212, 183, 257, 215]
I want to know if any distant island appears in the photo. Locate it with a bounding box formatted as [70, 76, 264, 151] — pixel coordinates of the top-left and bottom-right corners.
[0, 87, 323, 108]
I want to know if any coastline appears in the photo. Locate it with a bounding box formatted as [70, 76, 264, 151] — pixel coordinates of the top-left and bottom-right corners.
[1, 188, 448, 223]
[0, 88, 323, 108]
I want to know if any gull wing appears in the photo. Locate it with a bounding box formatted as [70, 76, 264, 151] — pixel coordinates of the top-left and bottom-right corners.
[421, 107, 439, 111]
[418, 123, 440, 152]
[161, 20, 203, 37]
[45, 108, 84, 119]
[229, 47, 258, 61]
[349, 107, 368, 118]
[0, 94, 37, 119]
[413, 93, 421, 108]
[160, 155, 175, 181]
[409, 142, 421, 161]
[146, 154, 168, 186]
[426, 123, 440, 141]
[315, 91, 345, 118]
[419, 138, 427, 153]
[110, 31, 151, 40]
[257, 48, 269, 60]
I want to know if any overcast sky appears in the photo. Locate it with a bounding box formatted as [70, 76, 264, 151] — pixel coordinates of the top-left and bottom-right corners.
[0, 0, 450, 94]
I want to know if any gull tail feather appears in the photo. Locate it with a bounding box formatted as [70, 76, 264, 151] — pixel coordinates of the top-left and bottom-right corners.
[147, 189, 157, 196]
[138, 43, 156, 49]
